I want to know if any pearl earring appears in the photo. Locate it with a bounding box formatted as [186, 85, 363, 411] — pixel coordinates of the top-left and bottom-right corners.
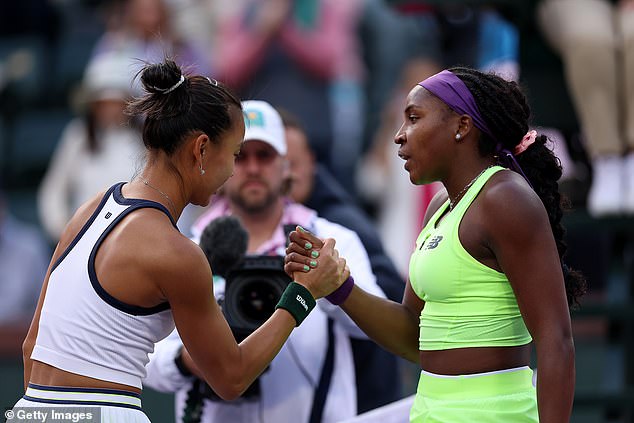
[199, 150, 206, 175]
[455, 133, 461, 140]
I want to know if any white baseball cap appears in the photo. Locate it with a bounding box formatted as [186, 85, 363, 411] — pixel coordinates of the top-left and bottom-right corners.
[241, 100, 287, 155]
[82, 53, 137, 102]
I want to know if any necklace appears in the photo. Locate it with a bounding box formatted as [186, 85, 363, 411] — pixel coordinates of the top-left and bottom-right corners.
[449, 166, 492, 210]
[140, 178, 177, 216]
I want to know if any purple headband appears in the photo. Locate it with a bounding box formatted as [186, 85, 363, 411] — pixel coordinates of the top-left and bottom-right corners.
[418, 70, 496, 142]
[419, 70, 535, 189]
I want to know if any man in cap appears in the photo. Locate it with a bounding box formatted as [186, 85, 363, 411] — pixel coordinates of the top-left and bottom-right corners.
[144, 100, 385, 423]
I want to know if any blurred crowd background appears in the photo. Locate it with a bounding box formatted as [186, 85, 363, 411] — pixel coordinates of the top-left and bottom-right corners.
[1, 0, 633, 422]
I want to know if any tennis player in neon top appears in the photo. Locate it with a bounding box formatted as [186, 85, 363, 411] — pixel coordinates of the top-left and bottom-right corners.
[285, 67, 586, 422]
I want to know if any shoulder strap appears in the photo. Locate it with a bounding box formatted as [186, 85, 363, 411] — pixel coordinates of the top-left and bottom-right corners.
[452, 165, 505, 215]
[309, 318, 335, 423]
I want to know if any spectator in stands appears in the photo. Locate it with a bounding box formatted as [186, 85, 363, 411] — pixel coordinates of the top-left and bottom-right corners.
[212, 0, 363, 181]
[37, 52, 143, 242]
[0, 181, 49, 356]
[395, 3, 520, 81]
[281, 109, 406, 412]
[538, 0, 634, 217]
[92, 0, 210, 79]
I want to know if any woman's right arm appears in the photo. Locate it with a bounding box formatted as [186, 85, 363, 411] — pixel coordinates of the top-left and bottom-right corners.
[285, 229, 425, 363]
[160, 237, 345, 401]
[285, 189, 451, 363]
[341, 280, 423, 363]
[339, 189, 452, 361]
[144, 329, 196, 393]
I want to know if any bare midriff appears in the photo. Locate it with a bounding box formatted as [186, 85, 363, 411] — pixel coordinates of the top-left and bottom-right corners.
[419, 343, 531, 375]
[29, 361, 141, 395]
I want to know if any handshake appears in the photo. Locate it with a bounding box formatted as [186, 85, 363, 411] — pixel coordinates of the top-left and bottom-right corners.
[200, 219, 352, 340]
[283, 226, 354, 305]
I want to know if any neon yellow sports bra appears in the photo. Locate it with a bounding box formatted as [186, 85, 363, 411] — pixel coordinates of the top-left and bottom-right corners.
[409, 166, 532, 351]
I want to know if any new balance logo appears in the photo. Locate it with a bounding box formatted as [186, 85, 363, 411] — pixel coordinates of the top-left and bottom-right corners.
[296, 295, 309, 311]
[105, 212, 112, 219]
[424, 235, 443, 250]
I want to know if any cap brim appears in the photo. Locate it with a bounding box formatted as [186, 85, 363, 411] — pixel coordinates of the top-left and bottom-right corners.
[243, 128, 286, 155]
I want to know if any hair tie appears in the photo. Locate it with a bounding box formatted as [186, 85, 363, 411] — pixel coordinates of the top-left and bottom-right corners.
[151, 74, 185, 94]
[514, 130, 537, 155]
[205, 76, 218, 87]
[496, 142, 534, 190]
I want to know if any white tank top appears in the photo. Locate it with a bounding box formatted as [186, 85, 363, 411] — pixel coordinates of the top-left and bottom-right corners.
[31, 183, 176, 389]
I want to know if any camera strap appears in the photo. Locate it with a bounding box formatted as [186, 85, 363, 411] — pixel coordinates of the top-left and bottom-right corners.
[308, 317, 335, 423]
[182, 379, 205, 423]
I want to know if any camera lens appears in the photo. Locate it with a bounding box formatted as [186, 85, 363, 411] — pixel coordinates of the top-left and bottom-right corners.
[225, 272, 288, 331]
[223, 256, 292, 337]
[237, 279, 279, 321]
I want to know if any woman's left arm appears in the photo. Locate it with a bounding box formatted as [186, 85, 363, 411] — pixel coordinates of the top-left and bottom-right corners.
[483, 177, 574, 423]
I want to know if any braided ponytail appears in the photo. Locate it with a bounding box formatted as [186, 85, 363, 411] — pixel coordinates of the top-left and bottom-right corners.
[449, 67, 587, 308]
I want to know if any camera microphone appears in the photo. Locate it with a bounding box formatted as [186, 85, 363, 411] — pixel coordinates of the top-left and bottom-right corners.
[199, 215, 248, 278]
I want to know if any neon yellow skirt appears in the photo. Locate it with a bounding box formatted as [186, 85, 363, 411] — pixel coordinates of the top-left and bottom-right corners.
[410, 366, 538, 422]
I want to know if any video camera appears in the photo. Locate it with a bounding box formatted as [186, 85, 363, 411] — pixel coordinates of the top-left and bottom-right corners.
[220, 255, 292, 342]
[200, 256, 292, 401]
[195, 216, 294, 401]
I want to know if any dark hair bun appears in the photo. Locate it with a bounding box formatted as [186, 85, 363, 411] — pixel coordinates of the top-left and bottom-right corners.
[126, 57, 241, 155]
[140, 60, 184, 95]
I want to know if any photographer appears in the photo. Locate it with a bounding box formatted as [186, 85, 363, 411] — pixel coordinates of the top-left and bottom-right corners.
[144, 100, 384, 423]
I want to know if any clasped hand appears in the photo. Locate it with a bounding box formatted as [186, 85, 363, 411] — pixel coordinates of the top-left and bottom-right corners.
[284, 227, 349, 299]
